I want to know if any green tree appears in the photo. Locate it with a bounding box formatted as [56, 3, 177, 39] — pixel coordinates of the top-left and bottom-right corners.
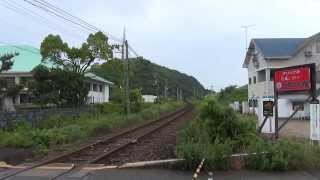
[0, 53, 22, 112]
[217, 85, 248, 105]
[91, 58, 207, 99]
[30, 65, 89, 106]
[129, 88, 143, 113]
[91, 59, 124, 104]
[41, 31, 113, 74]
[31, 31, 113, 106]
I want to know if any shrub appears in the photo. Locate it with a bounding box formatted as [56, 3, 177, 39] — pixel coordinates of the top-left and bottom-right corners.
[177, 140, 232, 170]
[247, 138, 320, 171]
[0, 101, 184, 155]
[95, 103, 122, 114]
[130, 88, 143, 113]
[177, 143, 204, 170]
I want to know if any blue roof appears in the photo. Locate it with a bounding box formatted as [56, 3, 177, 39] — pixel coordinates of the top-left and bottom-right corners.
[253, 38, 305, 58]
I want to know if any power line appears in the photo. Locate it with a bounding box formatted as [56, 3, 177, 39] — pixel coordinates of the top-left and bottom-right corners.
[35, 0, 99, 31]
[23, 0, 96, 33]
[34, 0, 123, 42]
[4, 0, 141, 58]
[128, 44, 140, 57]
[0, 0, 86, 40]
[30, 0, 138, 55]
[0, 41, 40, 55]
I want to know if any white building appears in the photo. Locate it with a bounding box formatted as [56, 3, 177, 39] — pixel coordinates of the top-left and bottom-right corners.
[85, 73, 113, 104]
[142, 95, 157, 103]
[0, 45, 113, 106]
[243, 33, 320, 119]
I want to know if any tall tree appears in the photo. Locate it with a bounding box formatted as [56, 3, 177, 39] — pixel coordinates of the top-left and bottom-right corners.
[31, 31, 113, 106]
[0, 53, 21, 112]
[40, 31, 113, 75]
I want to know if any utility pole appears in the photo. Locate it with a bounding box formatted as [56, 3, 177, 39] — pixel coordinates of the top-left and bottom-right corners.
[176, 87, 179, 101]
[164, 79, 168, 99]
[122, 28, 130, 116]
[241, 24, 255, 51]
[125, 40, 130, 114]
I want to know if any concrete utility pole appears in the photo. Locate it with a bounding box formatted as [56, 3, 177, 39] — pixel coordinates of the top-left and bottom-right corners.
[125, 40, 130, 114]
[176, 87, 179, 101]
[164, 79, 168, 99]
[122, 28, 130, 115]
[241, 24, 255, 51]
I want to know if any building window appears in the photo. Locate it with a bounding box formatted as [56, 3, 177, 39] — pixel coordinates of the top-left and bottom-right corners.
[99, 85, 103, 92]
[292, 102, 304, 111]
[92, 84, 97, 91]
[317, 38, 320, 53]
[257, 70, 266, 82]
[20, 94, 32, 104]
[249, 78, 252, 84]
[20, 77, 32, 87]
[253, 76, 257, 84]
[4, 77, 15, 87]
[270, 69, 275, 81]
[249, 99, 258, 107]
[87, 83, 91, 91]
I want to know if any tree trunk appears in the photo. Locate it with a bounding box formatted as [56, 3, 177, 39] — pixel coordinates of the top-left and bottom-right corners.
[1, 96, 16, 112]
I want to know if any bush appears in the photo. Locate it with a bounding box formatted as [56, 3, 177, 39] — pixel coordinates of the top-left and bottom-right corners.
[95, 103, 122, 114]
[177, 140, 232, 170]
[247, 138, 320, 171]
[0, 101, 184, 154]
[177, 97, 247, 170]
[178, 94, 320, 171]
[130, 88, 143, 113]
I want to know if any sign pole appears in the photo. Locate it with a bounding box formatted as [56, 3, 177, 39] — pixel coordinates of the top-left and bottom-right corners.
[274, 84, 279, 139]
[273, 63, 317, 140]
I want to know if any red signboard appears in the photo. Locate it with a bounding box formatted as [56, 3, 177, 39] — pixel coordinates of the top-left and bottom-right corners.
[274, 66, 311, 93]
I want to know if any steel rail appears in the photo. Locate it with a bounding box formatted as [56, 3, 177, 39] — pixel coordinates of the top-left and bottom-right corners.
[51, 106, 192, 180]
[0, 104, 192, 180]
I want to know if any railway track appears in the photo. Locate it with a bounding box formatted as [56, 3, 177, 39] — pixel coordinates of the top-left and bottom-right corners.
[0, 104, 193, 180]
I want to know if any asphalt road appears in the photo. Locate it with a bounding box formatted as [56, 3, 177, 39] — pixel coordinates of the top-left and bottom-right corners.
[88, 169, 320, 180]
[3, 168, 320, 180]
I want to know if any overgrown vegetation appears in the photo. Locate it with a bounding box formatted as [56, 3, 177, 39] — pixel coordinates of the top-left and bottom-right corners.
[0, 101, 183, 154]
[0, 53, 23, 112]
[28, 31, 114, 107]
[217, 85, 248, 105]
[177, 96, 255, 170]
[30, 65, 89, 106]
[177, 96, 320, 171]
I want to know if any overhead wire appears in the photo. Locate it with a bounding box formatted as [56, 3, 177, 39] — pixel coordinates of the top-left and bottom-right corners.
[0, 0, 86, 40]
[1, 0, 141, 58]
[30, 0, 138, 56]
[0, 41, 40, 55]
[23, 0, 96, 33]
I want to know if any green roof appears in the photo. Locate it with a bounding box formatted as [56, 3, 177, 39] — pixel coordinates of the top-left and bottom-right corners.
[85, 72, 114, 85]
[0, 45, 42, 72]
[0, 45, 113, 84]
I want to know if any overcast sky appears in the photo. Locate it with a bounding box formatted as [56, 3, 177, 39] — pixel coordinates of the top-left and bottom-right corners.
[1, 0, 320, 90]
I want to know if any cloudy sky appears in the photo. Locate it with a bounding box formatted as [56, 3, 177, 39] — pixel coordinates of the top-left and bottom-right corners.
[1, 0, 320, 90]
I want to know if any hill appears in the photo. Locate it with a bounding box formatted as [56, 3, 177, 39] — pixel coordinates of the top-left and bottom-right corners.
[91, 58, 207, 100]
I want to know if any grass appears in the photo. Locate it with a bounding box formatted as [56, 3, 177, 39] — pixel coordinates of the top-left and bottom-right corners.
[177, 96, 320, 171]
[0, 101, 184, 154]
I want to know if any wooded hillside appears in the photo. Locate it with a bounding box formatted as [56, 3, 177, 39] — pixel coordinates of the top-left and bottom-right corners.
[91, 58, 207, 99]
